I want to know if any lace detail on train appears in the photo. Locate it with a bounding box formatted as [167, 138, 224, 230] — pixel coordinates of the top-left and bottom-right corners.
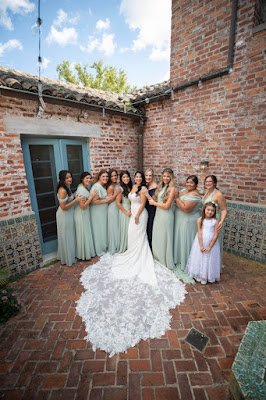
[76, 193, 187, 356]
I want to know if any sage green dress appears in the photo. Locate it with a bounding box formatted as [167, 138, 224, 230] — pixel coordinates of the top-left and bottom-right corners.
[174, 189, 202, 284]
[56, 194, 76, 266]
[74, 184, 95, 260]
[152, 187, 175, 271]
[90, 183, 108, 256]
[117, 195, 131, 253]
[108, 184, 120, 254]
[203, 189, 223, 264]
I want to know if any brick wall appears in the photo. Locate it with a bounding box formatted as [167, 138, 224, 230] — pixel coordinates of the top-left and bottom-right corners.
[143, 0, 265, 205]
[0, 93, 139, 219]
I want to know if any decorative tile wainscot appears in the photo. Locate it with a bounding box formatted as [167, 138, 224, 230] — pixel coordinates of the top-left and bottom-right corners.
[0, 212, 43, 277]
[223, 201, 266, 262]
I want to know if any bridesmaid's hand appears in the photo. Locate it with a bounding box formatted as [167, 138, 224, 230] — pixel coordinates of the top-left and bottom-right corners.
[141, 186, 148, 197]
[174, 188, 179, 198]
[89, 190, 98, 200]
[115, 187, 122, 196]
[125, 210, 131, 217]
[148, 198, 156, 206]
[76, 195, 85, 204]
[106, 195, 113, 203]
[217, 221, 223, 232]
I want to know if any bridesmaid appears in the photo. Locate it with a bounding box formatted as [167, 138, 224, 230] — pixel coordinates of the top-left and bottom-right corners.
[203, 175, 227, 263]
[143, 168, 158, 250]
[56, 170, 83, 266]
[74, 172, 97, 260]
[174, 175, 202, 283]
[148, 168, 176, 271]
[90, 170, 111, 256]
[107, 169, 121, 254]
[116, 170, 132, 253]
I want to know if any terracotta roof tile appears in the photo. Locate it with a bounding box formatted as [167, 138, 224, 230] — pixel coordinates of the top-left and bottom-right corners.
[0, 65, 171, 111]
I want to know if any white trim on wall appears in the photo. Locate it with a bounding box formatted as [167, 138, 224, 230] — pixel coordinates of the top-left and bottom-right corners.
[3, 115, 102, 137]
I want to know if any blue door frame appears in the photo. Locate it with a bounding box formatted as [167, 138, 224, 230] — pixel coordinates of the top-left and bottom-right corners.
[21, 137, 90, 255]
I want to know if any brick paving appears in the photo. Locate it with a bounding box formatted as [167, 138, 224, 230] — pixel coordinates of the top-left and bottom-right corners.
[0, 252, 265, 400]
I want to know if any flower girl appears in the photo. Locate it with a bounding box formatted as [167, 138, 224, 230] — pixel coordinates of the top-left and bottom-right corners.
[186, 202, 221, 284]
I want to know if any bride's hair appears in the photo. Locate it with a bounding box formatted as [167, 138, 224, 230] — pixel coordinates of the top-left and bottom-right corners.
[134, 171, 146, 196]
[154, 168, 174, 203]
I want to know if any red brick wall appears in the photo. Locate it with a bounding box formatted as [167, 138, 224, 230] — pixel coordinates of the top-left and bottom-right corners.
[0, 94, 139, 218]
[143, 0, 266, 204]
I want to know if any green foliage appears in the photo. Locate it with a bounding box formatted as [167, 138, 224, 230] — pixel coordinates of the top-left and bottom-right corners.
[0, 287, 21, 323]
[56, 60, 137, 93]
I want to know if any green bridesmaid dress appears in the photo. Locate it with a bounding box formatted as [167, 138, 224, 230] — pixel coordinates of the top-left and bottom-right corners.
[56, 194, 76, 266]
[152, 187, 175, 271]
[203, 189, 223, 264]
[90, 183, 108, 256]
[117, 195, 131, 253]
[108, 184, 120, 254]
[174, 189, 202, 284]
[74, 184, 96, 260]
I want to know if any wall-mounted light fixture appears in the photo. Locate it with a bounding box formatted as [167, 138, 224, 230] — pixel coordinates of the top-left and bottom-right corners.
[200, 161, 209, 172]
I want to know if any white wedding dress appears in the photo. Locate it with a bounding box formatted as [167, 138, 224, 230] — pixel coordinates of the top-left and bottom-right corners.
[76, 192, 187, 356]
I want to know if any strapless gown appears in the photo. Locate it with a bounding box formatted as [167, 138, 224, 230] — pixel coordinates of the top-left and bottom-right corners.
[76, 192, 187, 356]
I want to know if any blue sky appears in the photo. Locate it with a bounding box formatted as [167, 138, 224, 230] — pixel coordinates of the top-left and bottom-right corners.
[0, 0, 171, 89]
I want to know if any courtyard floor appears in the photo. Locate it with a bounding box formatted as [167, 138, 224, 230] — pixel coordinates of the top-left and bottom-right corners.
[0, 252, 265, 400]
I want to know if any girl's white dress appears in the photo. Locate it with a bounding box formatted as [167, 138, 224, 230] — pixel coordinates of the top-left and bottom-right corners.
[186, 218, 221, 284]
[76, 192, 186, 356]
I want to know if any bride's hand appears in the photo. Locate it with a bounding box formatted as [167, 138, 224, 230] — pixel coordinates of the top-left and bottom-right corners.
[135, 215, 139, 224]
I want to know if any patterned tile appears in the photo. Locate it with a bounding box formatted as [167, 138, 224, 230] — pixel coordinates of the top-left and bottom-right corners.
[224, 201, 266, 263]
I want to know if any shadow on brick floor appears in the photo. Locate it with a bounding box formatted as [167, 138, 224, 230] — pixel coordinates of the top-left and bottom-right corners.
[0, 252, 265, 400]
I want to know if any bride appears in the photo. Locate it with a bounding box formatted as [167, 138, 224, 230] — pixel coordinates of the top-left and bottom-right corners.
[76, 171, 186, 356]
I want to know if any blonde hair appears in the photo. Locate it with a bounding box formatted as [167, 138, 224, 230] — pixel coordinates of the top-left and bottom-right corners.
[154, 168, 174, 203]
[144, 167, 154, 176]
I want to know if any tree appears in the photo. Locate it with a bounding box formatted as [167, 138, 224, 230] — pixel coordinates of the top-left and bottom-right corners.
[56, 60, 136, 93]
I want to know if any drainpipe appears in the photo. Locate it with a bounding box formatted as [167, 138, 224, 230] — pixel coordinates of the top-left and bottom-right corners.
[138, 118, 145, 170]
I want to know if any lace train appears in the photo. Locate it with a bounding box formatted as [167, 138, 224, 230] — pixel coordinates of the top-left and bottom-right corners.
[76, 253, 186, 357]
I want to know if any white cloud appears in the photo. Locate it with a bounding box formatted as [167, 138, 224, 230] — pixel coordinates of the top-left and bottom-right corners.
[53, 9, 67, 27]
[96, 18, 110, 30]
[120, 47, 130, 54]
[46, 9, 79, 47]
[0, 39, 23, 56]
[99, 33, 116, 56]
[82, 33, 116, 56]
[0, 0, 34, 30]
[46, 26, 78, 46]
[53, 9, 80, 27]
[42, 57, 50, 69]
[120, 0, 171, 61]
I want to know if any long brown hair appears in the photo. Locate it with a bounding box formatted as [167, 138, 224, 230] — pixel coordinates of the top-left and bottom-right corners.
[154, 168, 174, 203]
[93, 170, 108, 186]
[200, 202, 216, 227]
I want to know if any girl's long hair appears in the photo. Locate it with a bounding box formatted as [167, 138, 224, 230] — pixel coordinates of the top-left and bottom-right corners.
[120, 170, 132, 198]
[57, 170, 72, 196]
[134, 171, 146, 196]
[106, 169, 118, 190]
[92, 170, 108, 186]
[200, 202, 216, 227]
[154, 168, 174, 203]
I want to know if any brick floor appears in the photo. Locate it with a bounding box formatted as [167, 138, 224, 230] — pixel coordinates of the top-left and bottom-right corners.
[0, 252, 265, 400]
